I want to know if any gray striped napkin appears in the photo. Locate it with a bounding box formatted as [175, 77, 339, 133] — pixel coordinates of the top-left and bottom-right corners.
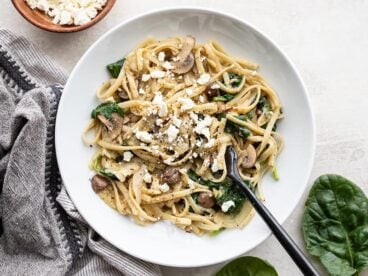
[0, 27, 161, 276]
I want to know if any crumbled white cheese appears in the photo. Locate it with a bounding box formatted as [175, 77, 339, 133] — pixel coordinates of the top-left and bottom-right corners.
[150, 70, 166, 79]
[155, 118, 163, 126]
[192, 152, 198, 158]
[178, 97, 195, 112]
[141, 74, 151, 82]
[135, 131, 153, 143]
[204, 138, 216, 148]
[25, 0, 107, 26]
[172, 117, 182, 128]
[152, 92, 168, 117]
[185, 88, 194, 96]
[189, 112, 199, 123]
[158, 51, 165, 62]
[195, 139, 202, 147]
[143, 170, 152, 183]
[211, 159, 221, 172]
[166, 125, 179, 143]
[197, 73, 211, 85]
[162, 61, 174, 70]
[211, 82, 221, 89]
[251, 71, 257, 76]
[221, 200, 235, 213]
[199, 95, 205, 103]
[159, 183, 170, 193]
[172, 56, 179, 62]
[123, 151, 134, 162]
[194, 115, 212, 140]
[138, 88, 145, 95]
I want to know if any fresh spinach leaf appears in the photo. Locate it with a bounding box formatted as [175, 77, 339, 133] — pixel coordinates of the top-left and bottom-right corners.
[91, 102, 125, 119]
[228, 73, 243, 88]
[107, 58, 125, 78]
[216, 256, 278, 276]
[216, 113, 251, 139]
[303, 174, 368, 276]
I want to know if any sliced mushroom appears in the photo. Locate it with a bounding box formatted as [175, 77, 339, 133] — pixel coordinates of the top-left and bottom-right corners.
[172, 36, 196, 74]
[162, 167, 181, 185]
[204, 86, 220, 100]
[172, 53, 195, 74]
[118, 89, 129, 101]
[197, 192, 215, 208]
[240, 144, 257, 169]
[98, 113, 124, 140]
[91, 174, 110, 193]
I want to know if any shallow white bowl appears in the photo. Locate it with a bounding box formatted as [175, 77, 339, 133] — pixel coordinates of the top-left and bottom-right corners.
[55, 7, 315, 267]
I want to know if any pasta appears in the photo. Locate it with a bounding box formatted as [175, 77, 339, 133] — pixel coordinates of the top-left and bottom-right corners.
[83, 36, 284, 235]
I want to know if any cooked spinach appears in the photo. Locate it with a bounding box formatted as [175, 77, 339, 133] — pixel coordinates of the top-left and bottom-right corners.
[227, 73, 243, 88]
[216, 256, 278, 276]
[92, 155, 118, 180]
[107, 58, 125, 78]
[208, 227, 225, 237]
[213, 93, 236, 102]
[261, 122, 277, 131]
[303, 174, 368, 276]
[188, 169, 220, 189]
[91, 102, 125, 119]
[257, 96, 271, 112]
[187, 170, 248, 215]
[217, 182, 247, 214]
[216, 113, 251, 139]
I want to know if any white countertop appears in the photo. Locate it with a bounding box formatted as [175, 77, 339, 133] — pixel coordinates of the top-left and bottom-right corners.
[2, 1, 368, 275]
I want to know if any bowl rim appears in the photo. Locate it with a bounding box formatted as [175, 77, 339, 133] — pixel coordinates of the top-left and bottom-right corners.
[11, 0, 116, 33]
[55, 6, 316, 267]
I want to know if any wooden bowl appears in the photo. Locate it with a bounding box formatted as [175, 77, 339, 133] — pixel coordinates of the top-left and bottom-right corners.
[11, 0, 116, 33]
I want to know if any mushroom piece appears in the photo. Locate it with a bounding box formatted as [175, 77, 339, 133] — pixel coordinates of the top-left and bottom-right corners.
[172, 36, 196, 74]
[162, 167, 181, 185]
[118, 89, 129, 101]
[91, 174, 110, 193]
[97, 113, 124, 140]
[197, 192, 215, 208]
[204, 86, 220, 100]
[240, 144, 257, 169]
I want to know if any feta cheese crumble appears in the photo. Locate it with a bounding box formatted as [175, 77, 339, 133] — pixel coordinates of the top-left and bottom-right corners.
[166, 125, 179, 143]
[197, 73, 211, 85]
[159, 183, 170, 193]
[141, 74, 151, 82]
[123, 151, 134, 162]
[178, 97, 195, 112]
[221, 200, 235, 213]
[150, 70, 166, 79]
[143, 170, 152, 183]
[25, 0, 107, 26]
[158, 51, 165, 62]
[194, 115, 212, 140]
[152, 92, 168, 117]
[162, 61, 174, 70]
[135, 131, 153, 143]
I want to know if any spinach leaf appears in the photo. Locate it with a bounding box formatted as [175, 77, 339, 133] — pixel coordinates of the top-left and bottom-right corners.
[92, 155, 118, 180]
[107, 58, 125, 78]
[217, 182, 247, 214]
[303, 174, 368, 276]
[228, 73, 243, 88]
[188, 169, 220, 189]
[257, 96, 271, 112]
[216, 113, 251, 139]
[91, 102, 125, 119]
[213, 93, 236, 102]
[216, 256, 278, 276]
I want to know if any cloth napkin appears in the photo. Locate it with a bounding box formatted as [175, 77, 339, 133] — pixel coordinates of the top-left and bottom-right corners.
[0, 28, 162, 276]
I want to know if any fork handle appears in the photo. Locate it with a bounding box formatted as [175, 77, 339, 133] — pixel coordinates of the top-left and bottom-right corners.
[229, 174, 320, 276]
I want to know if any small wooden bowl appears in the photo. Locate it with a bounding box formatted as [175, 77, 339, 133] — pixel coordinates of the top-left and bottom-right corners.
[11, 0, 116, 33]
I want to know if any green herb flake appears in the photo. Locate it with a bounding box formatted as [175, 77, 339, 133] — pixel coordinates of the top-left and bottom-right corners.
[272, 166, 279, 181]
[216, 256, 278, 276]
[91, 102, 125, 119]
[92, 155, 118, 180]
[107, 58, 125, 78]
[303, 174, 368, 276]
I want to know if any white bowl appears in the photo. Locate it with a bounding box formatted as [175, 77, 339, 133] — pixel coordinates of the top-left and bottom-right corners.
[55, 7, 315, 267]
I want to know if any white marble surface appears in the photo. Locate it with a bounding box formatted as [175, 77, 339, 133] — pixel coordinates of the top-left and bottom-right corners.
[2, 1, 368, 275]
